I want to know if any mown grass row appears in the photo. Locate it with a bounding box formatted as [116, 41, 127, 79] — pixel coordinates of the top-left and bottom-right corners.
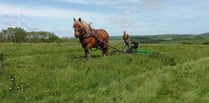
[0, 42, 209, 103]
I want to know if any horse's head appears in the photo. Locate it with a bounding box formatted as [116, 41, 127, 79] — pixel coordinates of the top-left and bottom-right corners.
[73, 18, 90, 38]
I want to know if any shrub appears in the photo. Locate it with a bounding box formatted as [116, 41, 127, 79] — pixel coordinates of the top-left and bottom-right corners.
[182, 41, 194, 44]
[202, 42, 209, 45]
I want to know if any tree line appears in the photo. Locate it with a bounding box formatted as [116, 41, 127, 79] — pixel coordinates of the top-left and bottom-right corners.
[0, 27, 60, 43]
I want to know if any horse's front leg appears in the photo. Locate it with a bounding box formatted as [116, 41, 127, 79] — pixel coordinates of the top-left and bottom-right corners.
[84, 48, 90, 59]
[102, 42, 109, 57]
[103, 47, 108, 57]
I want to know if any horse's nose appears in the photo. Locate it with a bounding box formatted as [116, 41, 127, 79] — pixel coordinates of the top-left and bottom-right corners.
[75, 35, 79, 38]
[74, 33, 79, 38]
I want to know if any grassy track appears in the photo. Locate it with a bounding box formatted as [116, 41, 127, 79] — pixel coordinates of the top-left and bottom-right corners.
[0, 41, 209, 103]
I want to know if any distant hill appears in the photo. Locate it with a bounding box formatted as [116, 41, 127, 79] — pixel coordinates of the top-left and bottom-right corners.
[110, 32, 209, 44]
[198, 32, 209, 38]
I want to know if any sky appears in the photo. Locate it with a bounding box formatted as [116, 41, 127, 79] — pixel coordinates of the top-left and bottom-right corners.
[0, 0, 209, 37]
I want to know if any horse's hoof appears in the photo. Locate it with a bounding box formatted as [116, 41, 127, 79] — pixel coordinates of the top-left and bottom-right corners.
[85, 56, 91, 59]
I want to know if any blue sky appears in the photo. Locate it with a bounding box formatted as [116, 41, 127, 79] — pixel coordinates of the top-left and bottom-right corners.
[0, 0, 209, 37]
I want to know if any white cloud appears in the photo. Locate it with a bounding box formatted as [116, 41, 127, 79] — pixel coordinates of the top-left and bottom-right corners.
[0, 3, 115, 37]
[59, 0, 126, 5]
[2, 20, 17, 26]
[0, 3, 109, 19]
[139, 0, 164, 10]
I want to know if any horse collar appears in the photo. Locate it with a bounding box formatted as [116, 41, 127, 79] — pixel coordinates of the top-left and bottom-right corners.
[79, 29, 93, 39]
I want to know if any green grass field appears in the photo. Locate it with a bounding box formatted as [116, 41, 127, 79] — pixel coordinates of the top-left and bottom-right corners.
[0, 41, 209, 103]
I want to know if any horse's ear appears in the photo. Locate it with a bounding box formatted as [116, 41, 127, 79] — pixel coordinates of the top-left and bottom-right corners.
[79, 17, 81, 22]
[73, 18, 76, 21]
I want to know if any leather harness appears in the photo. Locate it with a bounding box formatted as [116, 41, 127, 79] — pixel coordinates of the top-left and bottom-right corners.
[79, 29, 102, 50]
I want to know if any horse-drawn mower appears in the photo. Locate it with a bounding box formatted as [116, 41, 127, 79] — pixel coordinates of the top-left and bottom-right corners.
[98, 39, 151, 55]
[125, 42, 151, 54]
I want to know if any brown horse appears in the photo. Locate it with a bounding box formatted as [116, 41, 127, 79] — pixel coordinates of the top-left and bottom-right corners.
[73, 18, 109, 59]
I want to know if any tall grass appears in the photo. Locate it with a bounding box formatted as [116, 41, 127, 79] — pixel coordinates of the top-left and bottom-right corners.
[0, 42, 209, 103]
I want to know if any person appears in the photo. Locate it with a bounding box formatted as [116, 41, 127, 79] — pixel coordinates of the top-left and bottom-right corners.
[122, 31, 131, 52]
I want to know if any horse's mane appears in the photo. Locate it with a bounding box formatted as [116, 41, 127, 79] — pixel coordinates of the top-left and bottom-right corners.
[73, 19, 90, 32]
